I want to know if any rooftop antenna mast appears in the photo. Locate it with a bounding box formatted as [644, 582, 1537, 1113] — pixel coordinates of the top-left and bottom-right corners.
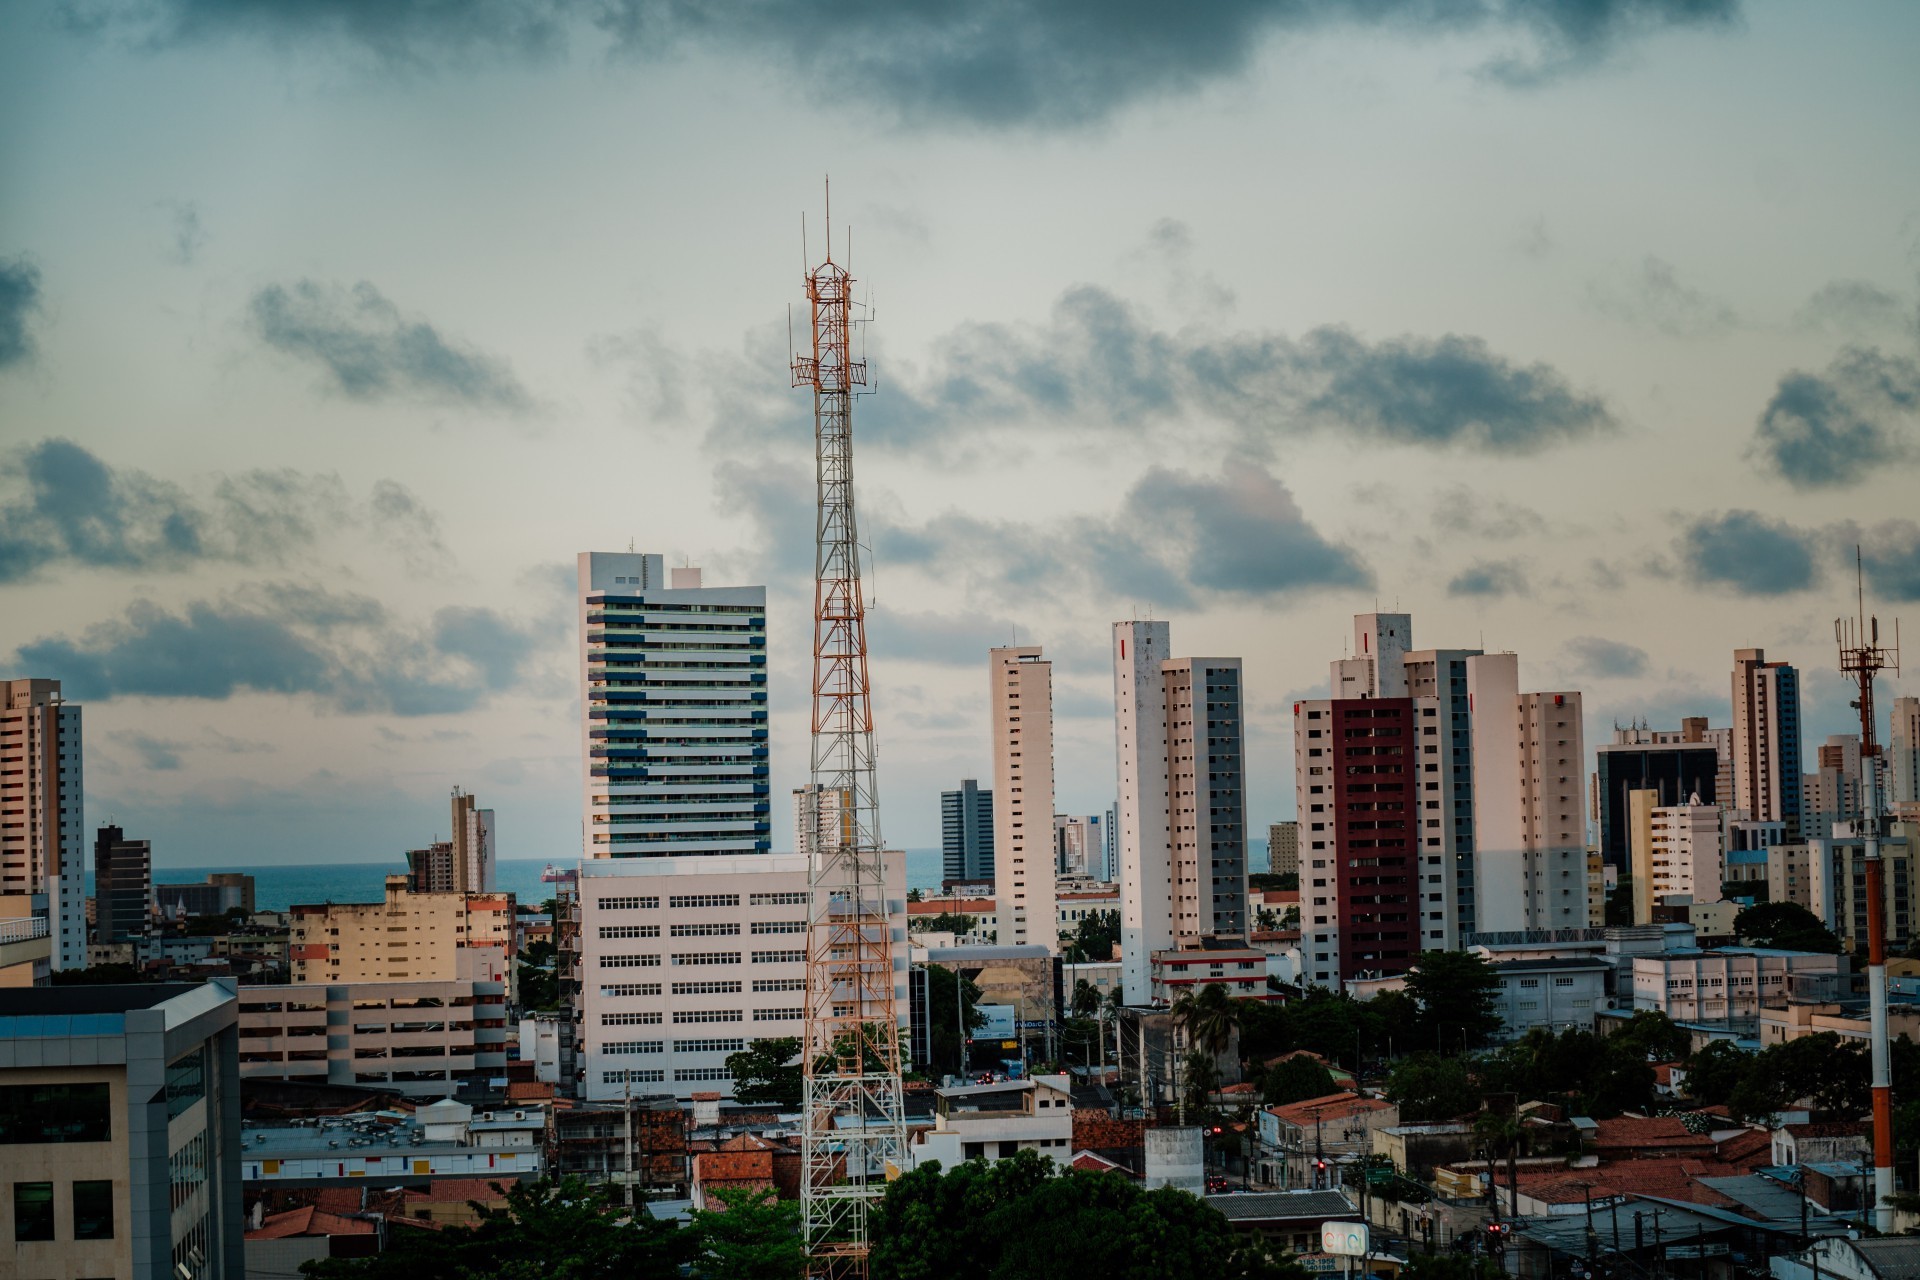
[1838, 546, 1900, 1232]
[791, 180, 904, 1279]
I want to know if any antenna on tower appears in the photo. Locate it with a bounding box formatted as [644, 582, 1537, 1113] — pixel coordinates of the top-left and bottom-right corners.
[1837, 544, 1900, 1232]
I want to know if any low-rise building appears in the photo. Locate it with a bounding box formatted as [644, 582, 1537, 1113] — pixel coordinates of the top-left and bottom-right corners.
[290, 878, 515, 985]
[907, 1074, 1075, 1168]
[549, 1097, 689, 1199]
[241, 1099, 544, 1186]
[238, 979, 508, 1098]
[0, 980, 243, 1280]
[1255, 1092, 1399, 1189]
[1150, 939, 1273, 1004]
[1629, 947, 1848, 1033]
[1488, 957, 1610, 1037]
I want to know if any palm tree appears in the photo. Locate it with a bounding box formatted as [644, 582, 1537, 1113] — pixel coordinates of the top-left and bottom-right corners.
[1071, 979, 1101, 1020]
[1172, 982, 1240, 1058]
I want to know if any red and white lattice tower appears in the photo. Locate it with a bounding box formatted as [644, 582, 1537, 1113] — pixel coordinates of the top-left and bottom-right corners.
[1838, 550, 1900, 1231]
[791, 192, 905, 1280]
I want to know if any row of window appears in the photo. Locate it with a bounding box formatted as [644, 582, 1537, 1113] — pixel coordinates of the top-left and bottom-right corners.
[12, 1180, 113, 1242]
[602, 1038, 750, 1055]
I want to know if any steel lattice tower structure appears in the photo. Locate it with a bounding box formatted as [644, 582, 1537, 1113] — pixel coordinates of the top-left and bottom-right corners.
[1838, 551, 1900, 1231]
[791, 200, 906, 1280]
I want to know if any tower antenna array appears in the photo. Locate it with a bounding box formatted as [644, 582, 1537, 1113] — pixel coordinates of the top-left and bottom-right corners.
[1837, 547, 1901, 1231]
[791, 184, 905, 1279]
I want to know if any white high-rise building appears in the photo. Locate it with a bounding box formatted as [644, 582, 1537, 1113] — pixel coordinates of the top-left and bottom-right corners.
[577, 553, 769, 859]
[1111, 622, 1249, 1001]
[1114, 621, 1172, 1001]
[574, 551, 772, 1099]
[1467, 655, 1588, 933]
[793, 784, 849, 861]
[991, 647, 1056, 952]
[1649, 801, 1723, 904]
[1892, 697, 1920, 815]
[0, 678, 85, 971]
[1331, 613, 1413, 700]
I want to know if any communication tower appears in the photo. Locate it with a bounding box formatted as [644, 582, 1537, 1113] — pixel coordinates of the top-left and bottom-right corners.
[791, 188, 906, 1278]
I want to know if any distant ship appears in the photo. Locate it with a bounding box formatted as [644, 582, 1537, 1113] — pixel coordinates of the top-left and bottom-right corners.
[541, 863, 578, 885]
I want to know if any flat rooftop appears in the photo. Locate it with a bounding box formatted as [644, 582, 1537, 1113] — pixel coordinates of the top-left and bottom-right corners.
[0, 984, 199, 1015]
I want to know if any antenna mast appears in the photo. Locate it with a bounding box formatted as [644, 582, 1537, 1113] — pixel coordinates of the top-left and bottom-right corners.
[1837, 547, 1901, 1231]
[791, 186, 904, 1279]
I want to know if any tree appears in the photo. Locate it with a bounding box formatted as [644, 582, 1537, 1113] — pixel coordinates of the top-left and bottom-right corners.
[301, 1175, 691, 1280]
[724, 1037, 802, 1108]
[1264, 1053, 1337, 1106]
[1606, 1011, 1692, 1065]
[1680, 1041, 1752, 1107]
[908, 912, 977, 936]
[1732, 901, 1843, 954]
[869, 1149, 1272, 1280]
[685, 1187, 803, 1280]
[1172, 982, 1241, 1058]
[1063, 910, 1120, 963]
[924, 964, 986, 1076]
[1183, 1048, 1222, 1116]
[1386, 1053, 1479, 1122]
[1405, 951, 1502, 1049]
[1071, 979, 1101, 1020]
[517, 938, 559, 1011]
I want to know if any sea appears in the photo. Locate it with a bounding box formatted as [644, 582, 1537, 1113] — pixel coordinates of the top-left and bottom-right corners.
[132, 850, 950, 913]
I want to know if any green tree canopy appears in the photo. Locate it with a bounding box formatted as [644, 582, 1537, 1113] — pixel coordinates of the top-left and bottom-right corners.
[869, 1150, 1280, 1280]
[725, 1037, 802, 1109]
[925, 964, 986, 1077]
[1063, 910, 1120, 963]
[685, 1187, 804, 1280]
[1405, 950, 1503, 1049]
[1172, 982, 1241, 1057]
[1732, 901, 1843, 954]
[1385, 1052, 1479, 1122]
[1263, 1053, 1338, 1106]
[300, 1176, 691, 1280]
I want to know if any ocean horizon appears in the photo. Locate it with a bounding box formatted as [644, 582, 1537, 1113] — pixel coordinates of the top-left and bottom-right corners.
[120, 850, 951, 913]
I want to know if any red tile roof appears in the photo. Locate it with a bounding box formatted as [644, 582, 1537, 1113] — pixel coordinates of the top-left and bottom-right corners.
[404, 1179, 513, 1205]
[247, 1206, 378, 1239]
[1268, 1092, 1393, 1127]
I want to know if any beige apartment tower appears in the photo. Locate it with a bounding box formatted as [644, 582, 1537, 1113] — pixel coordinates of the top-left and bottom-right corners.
[0, 678, 85, 970]
[290, 878, 514, 985]
[991, 647, 1057, 952]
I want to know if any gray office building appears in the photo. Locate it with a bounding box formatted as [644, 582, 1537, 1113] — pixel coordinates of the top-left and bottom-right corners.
[941, 780, 994, 884]
[0, 980, 242, 1280]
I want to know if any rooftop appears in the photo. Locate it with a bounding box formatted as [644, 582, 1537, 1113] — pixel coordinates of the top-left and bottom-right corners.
[0, 983, 198, 1015]
[1206, 1190, 1356, 1223]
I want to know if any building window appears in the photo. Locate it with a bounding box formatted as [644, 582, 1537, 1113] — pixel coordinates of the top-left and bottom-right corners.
[13, 1182, 53, 1241]
[166, 1048, 207, 1120]
[0, 1083, 111, 1145]
[72, 1180, 113, 1241]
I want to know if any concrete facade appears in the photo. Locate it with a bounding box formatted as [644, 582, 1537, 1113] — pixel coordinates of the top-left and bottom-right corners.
[991, 647, 1056, 952]
[236, 979, 508, 1097]
[1468, 655, 1587, 934]
[0, 678, 86, 971]
[1649, 802, 1723, 905]
[575, 853, 906, 1101]
[1732, 649, 1805, 838]
[1113, 620, 1173, 1001]
[0, 981, 243, 1280]
[1629, 948, 1847, 1031]
[289, 879, 514, 985]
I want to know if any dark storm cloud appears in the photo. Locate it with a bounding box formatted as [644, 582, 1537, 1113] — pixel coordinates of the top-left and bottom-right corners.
[0, 257, 44, 369]
[78, 0, 1740, 128]
[1564, 635, 1651, 678]
[12, 586, 547, 715]
[1858, 521, 1920, 603]
[250, 280, 533, 412]
[1446, 560, 1529, 597]
[1749, 347, 1920, 489]
[866, 462, 1369, 608]
[1674, 510, 1818, 595]
[835, 286, 1614, 454]
[0, 439, 441, 583]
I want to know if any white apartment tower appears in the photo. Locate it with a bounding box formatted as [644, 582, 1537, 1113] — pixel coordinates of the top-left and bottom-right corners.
[577, 553, 769, 858]
[1331, 613, 1412, 700]
[1649, 800, 1723, 904]
[1114, 621, 1172, 1000]
[991, 647, 1057, 952]
[1892, 697, 1920, 815]
[0, 678, 85, 970]
[792, 784, 850, 861]
[1467, 655, 1589, 933]
[1112, 622, 1249, 1001]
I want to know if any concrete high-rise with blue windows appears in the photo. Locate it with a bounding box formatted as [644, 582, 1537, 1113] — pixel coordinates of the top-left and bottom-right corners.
[1732, 648, 1804, 840]
[577, 553, 769, 859]
[940, 779, 994, 884]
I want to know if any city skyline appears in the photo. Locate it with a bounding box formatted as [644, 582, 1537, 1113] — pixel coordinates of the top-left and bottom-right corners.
[3, 3, 1919, 865]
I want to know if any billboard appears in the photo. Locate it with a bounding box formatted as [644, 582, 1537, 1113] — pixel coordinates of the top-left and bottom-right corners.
[974, 1003, 1017, 1040]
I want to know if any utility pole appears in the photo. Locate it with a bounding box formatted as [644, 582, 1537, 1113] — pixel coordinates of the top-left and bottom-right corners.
[623, 1079, 634, 1213]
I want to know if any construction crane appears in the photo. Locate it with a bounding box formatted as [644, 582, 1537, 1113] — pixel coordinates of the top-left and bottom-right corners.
[1838, 550, 1900, 1231]
[792, 187, 906, 1279]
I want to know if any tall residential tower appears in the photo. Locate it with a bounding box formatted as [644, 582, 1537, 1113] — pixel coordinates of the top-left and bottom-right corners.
[0, 678, 84, 970]
[991, 647, 1056, 951]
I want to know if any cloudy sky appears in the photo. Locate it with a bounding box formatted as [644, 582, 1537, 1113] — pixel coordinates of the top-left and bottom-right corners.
[3, 1, 1918, 868]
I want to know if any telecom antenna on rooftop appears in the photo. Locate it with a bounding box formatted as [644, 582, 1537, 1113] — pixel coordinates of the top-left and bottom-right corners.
[1837, 547, 1900, 1231]
[790, 180, 905, 1279]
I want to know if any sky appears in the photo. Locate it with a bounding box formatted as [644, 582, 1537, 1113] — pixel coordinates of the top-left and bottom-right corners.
[2, 0, 1918, 868]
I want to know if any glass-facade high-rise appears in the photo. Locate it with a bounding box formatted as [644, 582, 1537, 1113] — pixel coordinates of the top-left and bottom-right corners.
[940, 780, 994, 884]
[577, 553, 769, 858]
